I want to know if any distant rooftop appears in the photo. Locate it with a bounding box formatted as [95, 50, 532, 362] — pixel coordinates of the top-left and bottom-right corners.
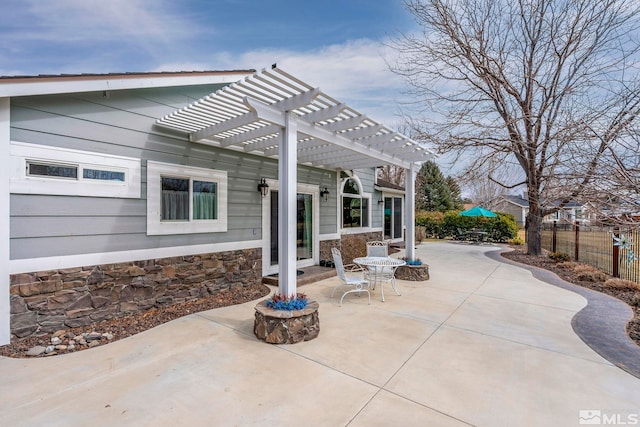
[502, 194, 584, 208]
[376, 178, 405, 191]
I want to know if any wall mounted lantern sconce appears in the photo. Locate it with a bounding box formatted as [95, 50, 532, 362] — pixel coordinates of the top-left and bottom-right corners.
[257, 178, 269, 198]
[378, 198, 385, 205]
[320, 187, 330, 202]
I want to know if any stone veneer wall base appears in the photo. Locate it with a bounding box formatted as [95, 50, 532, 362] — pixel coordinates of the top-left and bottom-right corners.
[10, 248, 261, 339]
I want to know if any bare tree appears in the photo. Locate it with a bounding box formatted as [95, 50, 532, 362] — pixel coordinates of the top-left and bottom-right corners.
[377, 165, 406, 186]
[460, 159, 523, 210]
[392, 0, 640, 254]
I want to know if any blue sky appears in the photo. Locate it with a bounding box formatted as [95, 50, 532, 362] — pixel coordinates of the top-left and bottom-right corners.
[0, 0, 417, 125]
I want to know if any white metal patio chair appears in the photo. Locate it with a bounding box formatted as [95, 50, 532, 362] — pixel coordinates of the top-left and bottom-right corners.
[364, 240, 392, 289]
[366, 240, 388, 257]
[371, 262, 402, 302]
[330, 248, 371, 306]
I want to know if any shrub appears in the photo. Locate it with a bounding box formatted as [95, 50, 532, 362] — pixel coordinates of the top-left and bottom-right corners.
[474, 212, 518, 242]
[604, 278, 640, 292]
[548, 252, 571, 262]
[510, 237, 524, 245]
[415, 211, 444, 238]
[415, 209, 517, 241]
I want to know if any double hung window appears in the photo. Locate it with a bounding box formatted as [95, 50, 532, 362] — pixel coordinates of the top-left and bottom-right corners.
[147, 161, 227, 235]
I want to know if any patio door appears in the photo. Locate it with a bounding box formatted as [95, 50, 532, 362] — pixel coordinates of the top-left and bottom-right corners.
[383, 196, 403, 241]
[262, 181, 319, 275]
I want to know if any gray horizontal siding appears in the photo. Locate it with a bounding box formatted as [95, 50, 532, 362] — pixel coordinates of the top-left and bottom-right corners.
[10, 86, 338, 260]
[11, 229, 260, 259]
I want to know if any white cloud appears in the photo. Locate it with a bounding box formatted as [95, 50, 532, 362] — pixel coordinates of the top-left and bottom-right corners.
[16, 0, 198, 43]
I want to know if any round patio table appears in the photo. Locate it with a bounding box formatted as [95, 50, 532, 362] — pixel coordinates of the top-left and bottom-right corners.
[353, 256, 405, 302]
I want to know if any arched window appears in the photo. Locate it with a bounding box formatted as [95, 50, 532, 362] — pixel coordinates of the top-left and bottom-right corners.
[342, 177, 369, 228]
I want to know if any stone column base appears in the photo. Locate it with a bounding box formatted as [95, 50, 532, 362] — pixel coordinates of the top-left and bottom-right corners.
[253, 300, 320, 344]
[395, 264, 430, 281]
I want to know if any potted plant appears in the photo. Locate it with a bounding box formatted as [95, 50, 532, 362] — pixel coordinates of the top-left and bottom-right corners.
[265, 292, 309, 310]
[254, 292, 319, 344]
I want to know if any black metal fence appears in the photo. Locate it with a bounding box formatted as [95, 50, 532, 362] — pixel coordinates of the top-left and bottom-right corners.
[541, 222, 640, 283]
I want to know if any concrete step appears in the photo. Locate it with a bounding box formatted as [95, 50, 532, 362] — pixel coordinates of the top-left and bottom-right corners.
[262, 266, 336, 287]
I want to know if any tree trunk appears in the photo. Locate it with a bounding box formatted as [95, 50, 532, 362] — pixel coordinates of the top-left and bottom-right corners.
[526, 209, 543, 255]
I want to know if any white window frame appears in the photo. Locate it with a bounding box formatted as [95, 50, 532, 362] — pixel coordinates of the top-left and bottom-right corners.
[146, 160, 227, 235]
[9, 141, 141, 198]
[260, 180, 320, 276]
[340, 175, 372, 231]
[382, 193, 405, 242]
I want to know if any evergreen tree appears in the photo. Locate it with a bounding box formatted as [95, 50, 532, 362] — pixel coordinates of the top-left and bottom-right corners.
[415, 161, 455, 211]
[446, 176, 464, 210]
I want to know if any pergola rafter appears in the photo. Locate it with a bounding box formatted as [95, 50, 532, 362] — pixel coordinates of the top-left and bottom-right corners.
[156, 67, 432, 171]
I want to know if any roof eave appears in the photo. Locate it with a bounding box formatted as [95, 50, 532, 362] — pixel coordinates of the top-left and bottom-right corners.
[0, 70, 255, 97]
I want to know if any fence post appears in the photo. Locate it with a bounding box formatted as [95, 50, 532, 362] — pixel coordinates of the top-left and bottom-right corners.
[552, 221, 557, 253]
[574, 221, 580, 261]
[612, 228, 620, 278]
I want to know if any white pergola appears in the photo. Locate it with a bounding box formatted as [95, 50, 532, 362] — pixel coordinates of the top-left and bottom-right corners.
[155, 67, 433, 297]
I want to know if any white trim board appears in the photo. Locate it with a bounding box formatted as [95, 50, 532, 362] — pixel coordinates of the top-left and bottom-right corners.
[9, 240, 263, 274]
[339, 227, 383, 235]
[319, 233, 340, 241]
[0, 72, 252, 97]
[375, 185, 405, 195]
[0, 97, 11, 346]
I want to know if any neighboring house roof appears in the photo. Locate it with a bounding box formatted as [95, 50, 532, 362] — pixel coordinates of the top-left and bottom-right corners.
[500, 194, 584, 209]
[375, 179, 405, 191]
[0, 70, 255, 97]
[501, 195, 529, 207]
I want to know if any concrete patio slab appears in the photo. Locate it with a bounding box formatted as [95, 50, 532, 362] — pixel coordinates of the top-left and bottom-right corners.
[474, 273, 588, 311]
[2, 241, 639, 426]
[349, 389, 471, 427]
[445, 293, 610, 363]
[385, 325, 640, 427]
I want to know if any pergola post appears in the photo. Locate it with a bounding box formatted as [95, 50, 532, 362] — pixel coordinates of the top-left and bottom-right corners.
[278, 112, 298, 297]
[405, 163, 417, 260]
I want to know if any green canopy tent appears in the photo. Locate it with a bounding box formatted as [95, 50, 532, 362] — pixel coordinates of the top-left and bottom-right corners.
[459, 206, 497, 217]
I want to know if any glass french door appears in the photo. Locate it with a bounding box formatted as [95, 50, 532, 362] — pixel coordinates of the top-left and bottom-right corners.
[383, 196, 403, 240]
[270, 192, 313, 266]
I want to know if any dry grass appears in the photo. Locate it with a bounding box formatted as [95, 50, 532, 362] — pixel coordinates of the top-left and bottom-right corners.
[556, 261, 579, 269]
[604, 278, 640, 292]
[573, 264, 608, 282]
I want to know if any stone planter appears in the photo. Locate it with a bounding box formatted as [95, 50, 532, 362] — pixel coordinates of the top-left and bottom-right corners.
[395, 264, 430, 281]
[253, 300, 320, 344]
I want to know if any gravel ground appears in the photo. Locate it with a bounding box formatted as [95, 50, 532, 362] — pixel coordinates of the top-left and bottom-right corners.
[502, 247, 640, 346]
[0, 282, 270, 358]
